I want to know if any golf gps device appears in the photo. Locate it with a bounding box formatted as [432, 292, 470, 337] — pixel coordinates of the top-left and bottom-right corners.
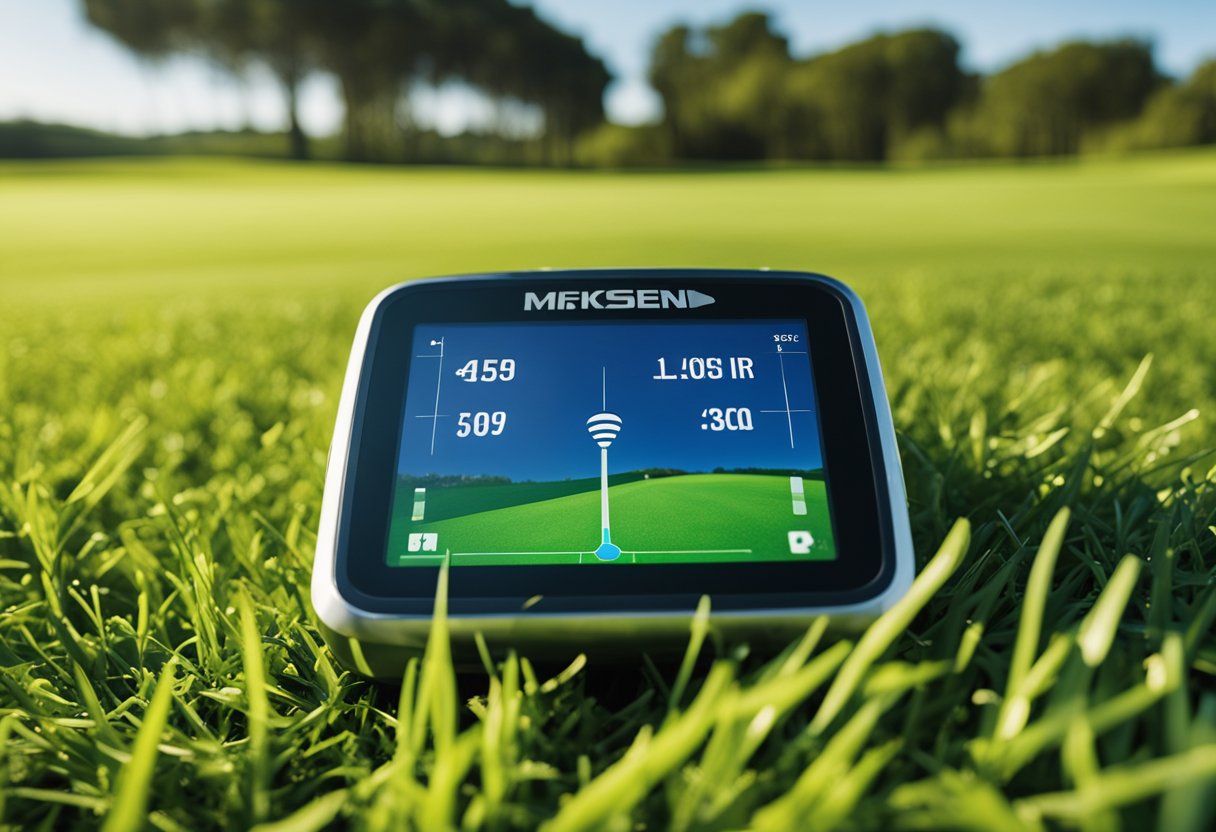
[313, 270, 914, 677]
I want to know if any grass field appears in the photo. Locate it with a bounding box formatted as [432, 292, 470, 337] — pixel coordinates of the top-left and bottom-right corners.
[1, 152, 1215, 829]
[392, 474, 633, 524]
[387, 474, 835, 566]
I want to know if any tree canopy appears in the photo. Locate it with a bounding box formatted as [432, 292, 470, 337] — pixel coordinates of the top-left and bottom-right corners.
[646, 16, 969, 162]
[79, 4, 1216, 166]
[963, 39, 1163, 157]
[82, 0, 611, 163]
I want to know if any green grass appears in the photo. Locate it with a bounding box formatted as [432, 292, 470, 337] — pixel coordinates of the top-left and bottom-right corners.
[389, 474, 835, 566]
[389, 472, 648, 528]
[1, 151, 1215, 829]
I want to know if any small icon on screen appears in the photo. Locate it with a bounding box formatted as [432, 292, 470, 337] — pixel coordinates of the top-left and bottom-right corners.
[408, 532, 438, 552]
[790, 476, 807, 515]
[788, 530, 815, 554]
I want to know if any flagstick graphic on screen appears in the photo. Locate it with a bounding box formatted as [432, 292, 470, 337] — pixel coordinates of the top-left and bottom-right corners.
[587, 367, 623, 561]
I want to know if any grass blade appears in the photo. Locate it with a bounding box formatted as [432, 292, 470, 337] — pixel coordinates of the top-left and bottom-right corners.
[238, 589, 271, 824]
[101, 658, 177, 832]
[996, 508, 1071, 740]
[543, 663, 734, 832]
[810, 518, 970, 734]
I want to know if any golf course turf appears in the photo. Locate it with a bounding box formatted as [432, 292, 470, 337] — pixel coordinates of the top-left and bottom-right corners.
[0, 151, 1214, 829]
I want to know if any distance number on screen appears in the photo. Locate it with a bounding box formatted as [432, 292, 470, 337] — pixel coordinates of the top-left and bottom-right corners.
[701, 407, 754, 431]
[456, 411, 507, 437]
[455, 358, 516, 383]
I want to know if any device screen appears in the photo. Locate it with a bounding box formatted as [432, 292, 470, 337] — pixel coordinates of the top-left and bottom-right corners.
[385, 320, 838, 567]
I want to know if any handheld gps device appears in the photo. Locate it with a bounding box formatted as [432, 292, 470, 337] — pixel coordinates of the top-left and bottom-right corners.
[312, 270, 913, 677]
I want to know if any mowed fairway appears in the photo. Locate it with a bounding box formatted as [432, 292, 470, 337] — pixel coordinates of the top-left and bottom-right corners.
[390, 474, 834, 566]
[3, 150, 1216, 305]
[1, 152, 1215, 830]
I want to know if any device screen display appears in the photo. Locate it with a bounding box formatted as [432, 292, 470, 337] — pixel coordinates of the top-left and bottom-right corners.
[386, 321, 837, 567]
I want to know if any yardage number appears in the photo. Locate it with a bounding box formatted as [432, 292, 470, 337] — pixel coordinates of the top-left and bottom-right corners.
[457, 411, 507, 437]
[701, 407, 754, 431]
[456, 359, 516, 383]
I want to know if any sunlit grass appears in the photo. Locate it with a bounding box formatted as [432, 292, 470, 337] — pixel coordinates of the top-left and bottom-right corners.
[0, 153, 1214, 829]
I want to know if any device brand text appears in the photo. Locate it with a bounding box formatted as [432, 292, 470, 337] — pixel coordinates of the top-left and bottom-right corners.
[523, 289, 716, 311]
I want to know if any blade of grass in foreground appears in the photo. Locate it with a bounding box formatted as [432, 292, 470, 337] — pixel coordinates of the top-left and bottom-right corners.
[667, 594, 711, 718]
[0, 715, 14, 820]
[994, 634, 1186, 780]
[412, 556, 456, 760]
[754, 695, 898, 830]
[542, 663, 735, 832]
[809, 518, 971, 734]
[811, 739, 904, 831]
[238, 589, 271, 825]
[996, 508, 1071, 741]
[1017, 744, 1216, 823]
[249, 789, 349, 832]
[100, 658, 177, 832]
[668, 637, 851, 831]
[1077, 554, 1142, 667]
[1159, 693, 1216, 832]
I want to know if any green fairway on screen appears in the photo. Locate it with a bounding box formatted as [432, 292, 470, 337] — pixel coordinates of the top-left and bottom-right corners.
[386, 319, 837, 566]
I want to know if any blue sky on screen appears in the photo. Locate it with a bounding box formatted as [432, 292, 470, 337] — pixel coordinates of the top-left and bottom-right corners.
[1, 0, 1214, 135]
[398, 322, 823, 483]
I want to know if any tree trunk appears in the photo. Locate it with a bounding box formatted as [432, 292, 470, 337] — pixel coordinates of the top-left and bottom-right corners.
[340, 76, 368, 163]
[282, 76, 306, 160]
[280, 70, 310, 161]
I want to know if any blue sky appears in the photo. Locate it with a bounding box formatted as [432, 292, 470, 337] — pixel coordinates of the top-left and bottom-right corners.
[398, 322, 822, 483]
[1, 0, 1214, 135]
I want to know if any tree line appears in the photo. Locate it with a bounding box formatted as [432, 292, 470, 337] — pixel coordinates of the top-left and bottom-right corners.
[82, 0, 609, 164]
[80, 3, 1216, 166]
[586, 12, 1216, 164]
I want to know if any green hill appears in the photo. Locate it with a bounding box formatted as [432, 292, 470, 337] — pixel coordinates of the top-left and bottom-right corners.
[389, 473, 835, 566]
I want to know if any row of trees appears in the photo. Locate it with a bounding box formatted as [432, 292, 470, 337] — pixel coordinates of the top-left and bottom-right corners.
[583, 12, 1216, 165]
[81, 4, 1216, 165]
[650, 16, 968, 161]
[83, 0, 609, 163]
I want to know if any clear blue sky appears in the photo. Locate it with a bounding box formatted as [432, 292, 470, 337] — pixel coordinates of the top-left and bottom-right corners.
[1, 0, 1214, 136]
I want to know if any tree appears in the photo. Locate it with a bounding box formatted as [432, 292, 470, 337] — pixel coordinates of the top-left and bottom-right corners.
[779, 29, 966, 161]
[971, 39, 1164, 156]
[648, 17, 964, 162]
[83, 0, 319, 159]
[533, 31, 610, 164]
[783, 38, 889, 160]
[705, 11, 789, 70]
[701, 12, 790, 158]
[429, 0, 608, 165]
[82, 0, 200, 56]
[82, 0, 610, 165]
[648, 25, 696, 157]
[1122, 60, 1216, 149]
[203, 0, 319, 160]
[648, 12, 792, 160]
[304, 0, 430, 163]
[883, 29, 967, 141]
